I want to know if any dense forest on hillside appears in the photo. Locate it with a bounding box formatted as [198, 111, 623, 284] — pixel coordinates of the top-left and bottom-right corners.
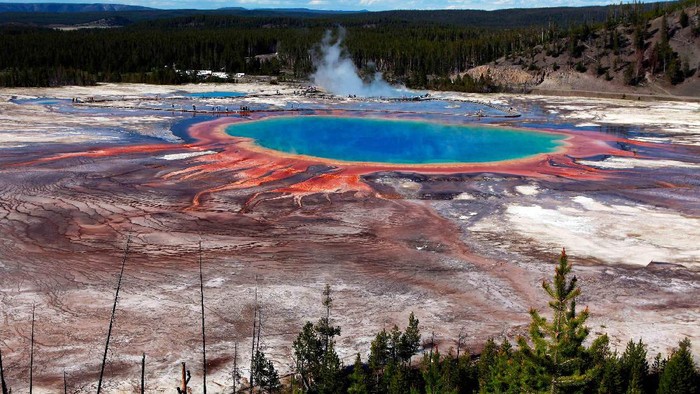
[0, 5, 631, 28]
[0, 1, 688, 88]
[461, 0, 700, 96]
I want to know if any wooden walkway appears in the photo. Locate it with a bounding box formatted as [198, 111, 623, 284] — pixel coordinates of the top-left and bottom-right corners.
[73, 93, 522, 118]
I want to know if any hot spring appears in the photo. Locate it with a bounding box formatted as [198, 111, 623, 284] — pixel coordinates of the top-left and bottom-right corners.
[225, 116, 565, 164]
[186, 91, 246, 98]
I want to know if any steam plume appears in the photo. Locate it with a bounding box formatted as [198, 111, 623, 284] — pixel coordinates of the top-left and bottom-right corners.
[311, 28, 405, 98]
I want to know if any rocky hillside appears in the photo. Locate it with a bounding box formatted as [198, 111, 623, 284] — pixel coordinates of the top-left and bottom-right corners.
[467, 4, 700, 98]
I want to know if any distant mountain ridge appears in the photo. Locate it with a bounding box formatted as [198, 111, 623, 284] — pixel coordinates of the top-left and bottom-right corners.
[0, 2, 668, 30]
[0, 3, 369, 14]
[217, 7, 369, 14]
[0, 3, 154, 13]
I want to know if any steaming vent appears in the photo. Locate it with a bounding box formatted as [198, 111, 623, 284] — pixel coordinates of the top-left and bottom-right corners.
[311, 28, 412, 99]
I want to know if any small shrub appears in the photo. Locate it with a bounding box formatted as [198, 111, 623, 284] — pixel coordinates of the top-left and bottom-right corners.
[596, 64, 606, 76]
[623, 64, 637, 85]
[680, 10, 689, 28]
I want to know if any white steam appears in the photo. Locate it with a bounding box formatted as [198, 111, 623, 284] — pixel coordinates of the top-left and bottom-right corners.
[311, 28, 405, 98]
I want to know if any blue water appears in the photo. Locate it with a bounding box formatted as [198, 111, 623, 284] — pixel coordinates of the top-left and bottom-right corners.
[11, 97, 69, 106]
[225, 116, 565, 164]
[186, 91, 246, 98]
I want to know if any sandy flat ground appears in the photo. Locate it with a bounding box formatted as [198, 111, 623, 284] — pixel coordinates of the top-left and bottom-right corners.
[0, 83, 699, 393]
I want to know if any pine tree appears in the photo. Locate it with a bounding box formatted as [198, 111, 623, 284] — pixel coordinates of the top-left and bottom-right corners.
[455, 351, 478, 393]
[657, 338, 698, 394]
[477, 338, 498, 390]
[251, 350, 281, 393]
[293, 322, 323, 391]
[291, 284, 342, 393]
[348, 354, 369, 394]
[316, 285, 341, 354]
[422, 349, 443, 394]
[680, 10, 689, 28]
[315, 285, 342, 393]
[399, 313, 421, 364]
[369, 329, 391, 372]
[385, 361, 411, 394]
[367, 313, 421, 392]
[648, 352, 666, 391]
[388, 325, 403, 364]
[587, 335, 623, 393]
[620, 339, 648, 393]
[484, 339, 522, 393]
[317, 341, 342, 394]
[369, 329, 390, 391]
[517, 249, 596, 393]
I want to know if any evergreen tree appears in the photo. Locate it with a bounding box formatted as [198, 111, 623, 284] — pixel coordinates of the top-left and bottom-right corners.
[369, 329, 390, 392]
[369, 329, 391, 373]
[252, 350, 281, 393]
[517, 248, 596, 393]
[366, 313, 421, 392]
[317, 342, 343, 394]
[483, 339, 522, 393]
[680, 10, 689, 28]
[455, 351, 478, 394]
[587, 334, 623, 394]
[292, 284, 342, 393]
[399, 313, 421, 364]
[384, 360, 412, 394]
[315, 285, 343, 393]
[348, 354, 369, 394]
[293, 322, 323, 391]
[623, 64, 637, 85]
[477, 338, 498, 390]
[667, 57, 685, 84]
[657, 338, 698, 394]
[422, 349, 457, 394]
[620, 339, 648, 393]
[648, 352, 667, 392]
[388, 325, 403, 365]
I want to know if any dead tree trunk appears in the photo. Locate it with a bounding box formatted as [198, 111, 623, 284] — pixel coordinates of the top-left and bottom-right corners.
[457, 328, 466, 359]
[177, 362, 191, 394]
[232, 343, 239, 394]
[199, 242, 208, 394]
[255, 309, 262, 355]
[97, 236, 131, 394]
[140, 353, 145, 394]
[249, 284, 258, 394]
[0, 347, 9, 394]
[29, 304, 35, 394]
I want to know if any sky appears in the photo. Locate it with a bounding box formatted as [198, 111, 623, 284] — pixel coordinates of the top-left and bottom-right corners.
[2, 0, 659, 11]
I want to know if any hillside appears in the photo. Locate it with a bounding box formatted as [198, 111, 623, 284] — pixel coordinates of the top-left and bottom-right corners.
[0, 3, 154, 13]
[0, 1, 695, 92]
[466, 4, 700, 98]
[0, 3, 657, 29]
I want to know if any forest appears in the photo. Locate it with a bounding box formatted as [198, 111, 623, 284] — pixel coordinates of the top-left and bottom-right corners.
[0, 1, 691, 88]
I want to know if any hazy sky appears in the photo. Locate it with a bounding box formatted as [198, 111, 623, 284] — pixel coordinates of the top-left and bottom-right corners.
[2, 0, 659, 11]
